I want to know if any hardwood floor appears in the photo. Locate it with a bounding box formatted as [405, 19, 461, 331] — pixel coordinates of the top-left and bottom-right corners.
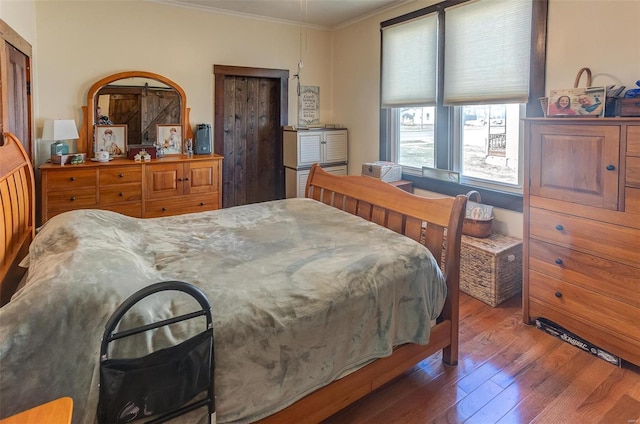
[325, 293, 640, 424]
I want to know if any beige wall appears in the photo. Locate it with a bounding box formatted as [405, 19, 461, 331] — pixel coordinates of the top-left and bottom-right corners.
[3, 0, 639, 238]
[332, 0, 640, 238]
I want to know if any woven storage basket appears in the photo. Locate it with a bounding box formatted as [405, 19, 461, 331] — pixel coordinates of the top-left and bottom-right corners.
[462, 191, 493, 238]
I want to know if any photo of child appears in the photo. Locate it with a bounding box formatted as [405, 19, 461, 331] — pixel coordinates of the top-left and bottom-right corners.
[548, 87, 606, 117]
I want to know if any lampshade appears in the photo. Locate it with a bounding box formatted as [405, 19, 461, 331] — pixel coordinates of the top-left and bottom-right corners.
[42, 119, 79, 141]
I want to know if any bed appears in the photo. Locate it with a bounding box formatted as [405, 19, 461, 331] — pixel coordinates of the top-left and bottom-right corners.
[0, 132, 466, 423]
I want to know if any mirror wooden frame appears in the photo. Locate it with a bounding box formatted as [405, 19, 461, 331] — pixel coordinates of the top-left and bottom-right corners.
[79, 71, 193, 158]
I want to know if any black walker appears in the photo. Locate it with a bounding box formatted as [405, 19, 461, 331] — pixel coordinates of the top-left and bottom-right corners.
[98, 281, 215, 423]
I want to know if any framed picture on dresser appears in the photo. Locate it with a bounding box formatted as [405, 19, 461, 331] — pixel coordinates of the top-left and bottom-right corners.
[157, 124, 182, 155]
[95, 124, 127, 157]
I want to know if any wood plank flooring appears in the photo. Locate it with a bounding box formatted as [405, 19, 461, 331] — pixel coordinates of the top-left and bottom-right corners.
[324, 293, 640, 424]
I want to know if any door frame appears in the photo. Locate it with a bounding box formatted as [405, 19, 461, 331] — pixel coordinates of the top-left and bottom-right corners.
[0, 19, 33, 161]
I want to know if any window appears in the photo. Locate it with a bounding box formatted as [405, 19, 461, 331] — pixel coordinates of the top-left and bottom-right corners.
[380, 0, 547, 209]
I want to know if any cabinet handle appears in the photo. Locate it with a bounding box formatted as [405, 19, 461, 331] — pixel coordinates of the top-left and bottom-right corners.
[184, 177, 190, 181]
[70, 196, 76, 201]
[606, 164, 615, 171]
[554, 291, 563, 298]
[555, 224, 564, 231]
[70, 177, 75, 181]
[118, 173, 124, 178]
[118, 192, 124, 197]
[555, 258, 563, 265]
[177, 178, 183, 182]
[161, 207, 167, 212]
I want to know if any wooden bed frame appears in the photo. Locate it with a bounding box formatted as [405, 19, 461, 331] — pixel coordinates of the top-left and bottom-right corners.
[0, 134, 466, 423]
[0, 133, 35, 306]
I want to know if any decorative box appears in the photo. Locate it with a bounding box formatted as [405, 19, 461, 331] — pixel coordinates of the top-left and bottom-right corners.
[127, 145, 157, 160]
[615, 98, 640, 117]
[442, 233, 523, 307]
[361, 161, 402, 182]
[51, 153, 85, 165]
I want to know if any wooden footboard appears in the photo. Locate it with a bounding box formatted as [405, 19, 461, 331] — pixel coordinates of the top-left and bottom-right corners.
[258, 164, 467, 423]
[0, 133, 35, 306]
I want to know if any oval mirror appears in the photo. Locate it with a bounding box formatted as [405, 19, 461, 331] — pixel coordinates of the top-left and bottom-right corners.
[80, 71, 191, 158]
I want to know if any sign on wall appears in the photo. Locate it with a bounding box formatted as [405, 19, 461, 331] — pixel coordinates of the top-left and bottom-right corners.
[298, 86, 320, 127]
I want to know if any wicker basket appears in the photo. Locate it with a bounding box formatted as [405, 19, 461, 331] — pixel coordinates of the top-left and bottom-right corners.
[463, 191, 494, 238]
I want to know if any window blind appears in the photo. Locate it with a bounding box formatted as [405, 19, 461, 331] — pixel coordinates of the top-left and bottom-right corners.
[381, 13, 438, 108]
[444, 0, 532, 105]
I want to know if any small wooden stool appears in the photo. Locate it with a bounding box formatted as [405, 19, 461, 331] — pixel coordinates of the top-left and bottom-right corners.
[0, 397, 73, 424]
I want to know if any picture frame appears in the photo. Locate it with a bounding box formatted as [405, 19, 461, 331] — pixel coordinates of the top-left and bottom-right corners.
[157, 124, 182, 155]
[548, 87, 606, 117]
[298, 85, 320, 127]
[95, 124, 127, 157]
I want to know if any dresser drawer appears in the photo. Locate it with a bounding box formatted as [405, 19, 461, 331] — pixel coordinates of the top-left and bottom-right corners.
[99, 203, 143, 218]
[99, 184, 142, 204]
[529, 239, 640, 307]
[626, 156, 640, 186]
[626, 187, 640, 214]
[46, 188, 97, 209]
[45, 169, 96, 189]
[144, 194, 218, 218]
[529, 207, 640, 267]
[99, 167, 142, 185]
[529, 270, 640, 343]
[627, 125, 640, 153]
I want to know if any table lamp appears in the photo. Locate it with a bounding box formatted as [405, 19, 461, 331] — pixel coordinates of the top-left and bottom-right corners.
[43, 119, 79, 156]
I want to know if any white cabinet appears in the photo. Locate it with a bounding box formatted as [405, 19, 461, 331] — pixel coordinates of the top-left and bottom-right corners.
[285, 165, 348, 198]
[283, 129, 348, 168]
[283, 128, 348, 198]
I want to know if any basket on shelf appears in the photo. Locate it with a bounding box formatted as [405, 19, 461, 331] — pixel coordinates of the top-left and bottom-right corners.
[462, 190, 494, 238]
[540, 67, 593, 117]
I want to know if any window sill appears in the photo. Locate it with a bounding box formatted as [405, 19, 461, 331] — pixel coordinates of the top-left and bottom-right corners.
[401, 174, 523, 212]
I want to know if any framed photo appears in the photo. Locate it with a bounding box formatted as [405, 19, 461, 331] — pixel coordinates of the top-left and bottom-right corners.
[548, 87, 606, 117]
[95, 124, 127, 157]
[157, 124, 182, 155]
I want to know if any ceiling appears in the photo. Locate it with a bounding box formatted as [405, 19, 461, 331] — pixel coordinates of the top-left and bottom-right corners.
[155, 0, 412, 29]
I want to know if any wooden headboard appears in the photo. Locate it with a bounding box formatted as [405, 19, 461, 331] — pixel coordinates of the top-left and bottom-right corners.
[0, 133, 36, 306]
[305, 164, 466, 341]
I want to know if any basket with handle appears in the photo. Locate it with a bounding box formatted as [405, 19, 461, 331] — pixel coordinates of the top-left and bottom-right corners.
[462, 190, 494, 238]
[541, 67, 593, 117]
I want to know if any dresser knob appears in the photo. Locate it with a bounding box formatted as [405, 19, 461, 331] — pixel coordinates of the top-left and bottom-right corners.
[162, 207, 167, 212]
[200, 202, 205, 206]
[606, 164, 615, 171]
[555, 258, 563, 265]
[118, 192, 124, 197]
[555, 224, 564, 231]
[555, 291, 563, 298]
[70, 196, 76, 201]
[118, 173, 124, 178]
[70, 177, 75, 181]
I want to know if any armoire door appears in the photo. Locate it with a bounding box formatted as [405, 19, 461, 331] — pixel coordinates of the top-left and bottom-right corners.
[214, 66, 288, 208]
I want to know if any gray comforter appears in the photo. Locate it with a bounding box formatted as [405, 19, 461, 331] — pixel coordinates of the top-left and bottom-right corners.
[0, 198, 446, 423]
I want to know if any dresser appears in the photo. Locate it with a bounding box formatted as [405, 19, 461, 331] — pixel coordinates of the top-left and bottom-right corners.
[283, 128, 348, 197]
[523, 118, 640, 366]
[40, 155, 223, 223]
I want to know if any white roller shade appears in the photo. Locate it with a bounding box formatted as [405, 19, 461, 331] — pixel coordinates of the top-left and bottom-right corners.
[444, 0, 532, 105]
[381, 13, 438, 108]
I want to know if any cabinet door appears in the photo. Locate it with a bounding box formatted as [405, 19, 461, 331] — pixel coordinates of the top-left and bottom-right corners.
[298, 132, 322, 166]
[529, 124, 620, 210]
[323, 130, 348, 164]
[185, 160, 219, 196]
[145, 163, 184, 199]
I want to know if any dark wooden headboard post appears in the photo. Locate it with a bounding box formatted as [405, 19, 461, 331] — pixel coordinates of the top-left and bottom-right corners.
[0, 132, 36, 305]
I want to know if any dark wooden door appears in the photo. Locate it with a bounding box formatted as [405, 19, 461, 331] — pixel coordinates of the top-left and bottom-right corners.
[214, 66, 288, 208]
[1, 20, 32, 159]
